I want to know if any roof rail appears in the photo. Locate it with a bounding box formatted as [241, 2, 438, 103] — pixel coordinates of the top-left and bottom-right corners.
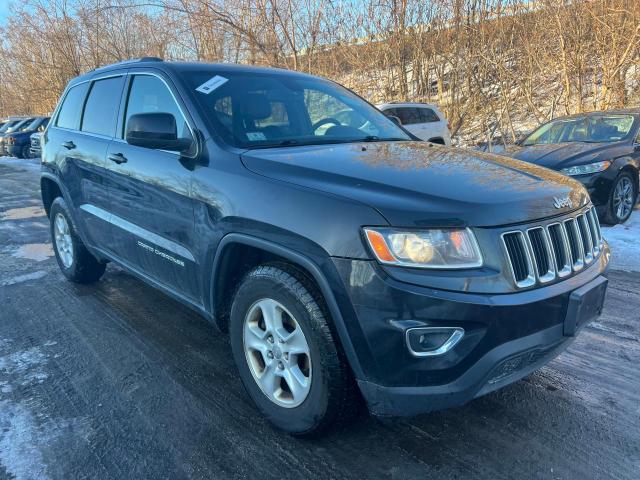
[91, 57, 163, 72]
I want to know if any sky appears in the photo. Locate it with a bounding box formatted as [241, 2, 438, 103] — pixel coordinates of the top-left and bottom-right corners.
[0, 0, 12, 25]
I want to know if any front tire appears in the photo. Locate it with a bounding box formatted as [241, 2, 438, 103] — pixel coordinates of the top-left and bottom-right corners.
[229, 264, 360, 436]
[603, 171, 637, 225]
[50, 197, 106, 283]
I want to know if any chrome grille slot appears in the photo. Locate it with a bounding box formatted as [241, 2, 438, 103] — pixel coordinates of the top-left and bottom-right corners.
[563, 218, 584, 271]
[527, 227, 555, 282]
[587, 208, 602, 253]
[576, 214, 594, 264]
[502, 231, 535, 288]
[547, 223, 572, 277]
[501, 206, 603, 289]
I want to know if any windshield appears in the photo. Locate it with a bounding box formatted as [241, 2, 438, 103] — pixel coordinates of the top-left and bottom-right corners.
[182, 70, 411, 149]
[8, 118, 33, 133]
[0, 120, 19, 133]
[22, 118, 40, 131]
[523, 114, 635, 146]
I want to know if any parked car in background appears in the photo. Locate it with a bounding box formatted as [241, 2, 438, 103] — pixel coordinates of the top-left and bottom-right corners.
[377, 102, 451, 145]
[0, 117, 28, 135]
[4, 116, 49, 158]
[30, 131, 44, 158]
[0, 117, 35, 156]
[506, 110, 640, 224]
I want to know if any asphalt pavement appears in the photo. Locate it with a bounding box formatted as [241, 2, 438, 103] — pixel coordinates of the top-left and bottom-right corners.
[1, 157, 639, 479]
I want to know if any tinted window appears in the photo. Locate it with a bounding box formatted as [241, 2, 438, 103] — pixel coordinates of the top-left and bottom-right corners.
[81, 77, 124, 136]
[56, 83, 89, 130]
[124, 75, 193, 142]
[393, 107, 422, 125]
[419, 108, 440, 123]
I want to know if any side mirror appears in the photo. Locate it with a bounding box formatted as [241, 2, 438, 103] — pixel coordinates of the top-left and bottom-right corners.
[125, 112, 192, 152]
[386, 115, 402, 126]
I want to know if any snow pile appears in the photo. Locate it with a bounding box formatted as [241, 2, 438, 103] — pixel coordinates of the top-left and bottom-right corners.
[602, 206, 640, 272]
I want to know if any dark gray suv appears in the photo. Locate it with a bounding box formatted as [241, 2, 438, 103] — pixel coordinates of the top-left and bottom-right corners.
[41, 58, 609, 435]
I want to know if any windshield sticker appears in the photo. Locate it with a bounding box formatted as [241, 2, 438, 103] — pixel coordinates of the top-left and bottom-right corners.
[195, 75, 228, 94]
[247, 132, 267, 141]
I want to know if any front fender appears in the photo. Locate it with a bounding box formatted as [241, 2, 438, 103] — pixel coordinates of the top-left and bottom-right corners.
[209, 233, 370, 380]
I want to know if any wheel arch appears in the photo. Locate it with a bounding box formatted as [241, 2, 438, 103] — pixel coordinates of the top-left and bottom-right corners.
[618, 161, 639, 188]
[41, 173, 65, 217]
[209, 233, 365, 380]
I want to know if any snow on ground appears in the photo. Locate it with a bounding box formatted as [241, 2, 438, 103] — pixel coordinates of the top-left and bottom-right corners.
[601, 205, 640, 273]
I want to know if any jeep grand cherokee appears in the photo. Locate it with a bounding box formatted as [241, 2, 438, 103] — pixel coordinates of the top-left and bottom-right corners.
[41, 58, 610, 436]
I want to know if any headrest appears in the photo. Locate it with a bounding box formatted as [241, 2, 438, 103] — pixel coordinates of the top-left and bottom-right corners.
[241, 93, 272, 121]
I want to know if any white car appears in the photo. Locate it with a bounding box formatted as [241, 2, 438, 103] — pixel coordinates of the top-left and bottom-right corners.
[377, 102, 452, 145]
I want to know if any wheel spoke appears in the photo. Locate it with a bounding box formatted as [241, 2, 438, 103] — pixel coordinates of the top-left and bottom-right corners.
[284, 328, 309, 355]
[259, 299, 281, 332]
[283, 365, 309, 402]
[245, 331, 268, 353]
[258, 362, 278, 392]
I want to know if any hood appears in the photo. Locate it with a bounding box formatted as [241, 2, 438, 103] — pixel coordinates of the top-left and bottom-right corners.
[505, 141, 630, 169]
[241, 142, 590, 227]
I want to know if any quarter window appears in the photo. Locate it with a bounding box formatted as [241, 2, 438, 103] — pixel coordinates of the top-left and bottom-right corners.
[81, 76, 125, 136]
[124, 75, 193, 143]
[56, 83, 89, 130]
[419, 108, 440, 123]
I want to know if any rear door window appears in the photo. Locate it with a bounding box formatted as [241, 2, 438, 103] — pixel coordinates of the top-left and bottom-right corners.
[81, 76, 125, 137]
[56, 83, 90, 130]
[394, 107, 422, 125]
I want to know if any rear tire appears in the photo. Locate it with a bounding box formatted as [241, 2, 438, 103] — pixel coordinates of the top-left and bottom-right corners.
[50, 197, 106, 283]
[602, 171, 637, 225]
[20, 145, 31, 159]
[229, 264, 361, 436]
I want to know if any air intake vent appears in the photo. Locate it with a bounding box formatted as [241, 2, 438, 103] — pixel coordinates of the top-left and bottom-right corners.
[547, 223, 571, 277]
[502, 232, 535, 288]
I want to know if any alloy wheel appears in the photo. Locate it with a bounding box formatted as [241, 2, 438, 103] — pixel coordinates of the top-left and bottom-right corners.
[613, 176, 634, 221]
[243, 298, 312, 408]
[54, 213, 74, 268]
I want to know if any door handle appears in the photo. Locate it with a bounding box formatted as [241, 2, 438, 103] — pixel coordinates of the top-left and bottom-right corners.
[61, 141, 75, 150]
[108, 153, 128, 165]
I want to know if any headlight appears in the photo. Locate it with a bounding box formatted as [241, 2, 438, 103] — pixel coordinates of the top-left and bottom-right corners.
[364, 227, 483, 268]
[561, 160, 611, 176]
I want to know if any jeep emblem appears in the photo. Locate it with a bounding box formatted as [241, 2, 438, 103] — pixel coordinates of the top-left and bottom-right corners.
[553, 196, 573, 209]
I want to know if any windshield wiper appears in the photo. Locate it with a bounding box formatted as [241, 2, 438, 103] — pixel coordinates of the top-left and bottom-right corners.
[360, 135, 407, 142]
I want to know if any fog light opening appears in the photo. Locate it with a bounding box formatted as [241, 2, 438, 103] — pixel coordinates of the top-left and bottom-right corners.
[405, 327, 465, 357]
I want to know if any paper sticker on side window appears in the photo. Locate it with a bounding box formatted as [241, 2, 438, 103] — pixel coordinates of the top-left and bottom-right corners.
[196, 76, 228, 94]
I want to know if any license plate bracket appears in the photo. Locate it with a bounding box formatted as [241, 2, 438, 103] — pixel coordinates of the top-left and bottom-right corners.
[564, 276, 608, 336]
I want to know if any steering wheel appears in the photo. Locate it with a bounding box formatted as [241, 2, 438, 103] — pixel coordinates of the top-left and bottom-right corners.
[312, 117, 341, 132]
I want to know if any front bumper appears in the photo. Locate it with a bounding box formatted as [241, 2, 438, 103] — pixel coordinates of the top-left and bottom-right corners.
[331, 246, 609, 417]
[7, 145, 24, 157]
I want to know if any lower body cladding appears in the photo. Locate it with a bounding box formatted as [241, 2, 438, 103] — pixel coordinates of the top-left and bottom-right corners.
[331, 251, 609, 418]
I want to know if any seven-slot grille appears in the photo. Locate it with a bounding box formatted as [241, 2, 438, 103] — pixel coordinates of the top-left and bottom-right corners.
[501, 207, 603, 288]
